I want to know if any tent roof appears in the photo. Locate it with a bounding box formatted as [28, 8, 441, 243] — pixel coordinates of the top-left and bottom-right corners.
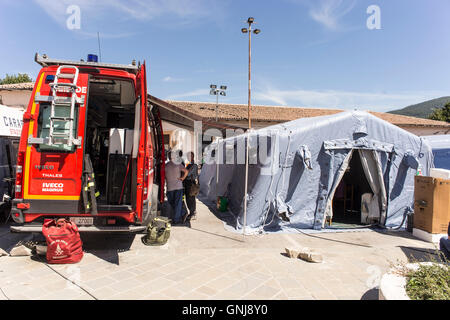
[247, 110, 424, 142]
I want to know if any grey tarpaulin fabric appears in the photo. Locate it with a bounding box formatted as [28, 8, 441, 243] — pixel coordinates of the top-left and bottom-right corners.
[358, 149, 387, 222]
[199, 111, 434, 233]
[423, 135, 450, 170]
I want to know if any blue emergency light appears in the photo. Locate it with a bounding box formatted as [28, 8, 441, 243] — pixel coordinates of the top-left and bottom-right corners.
[87, 54, 98, 62]
[45, 75, 55, 82]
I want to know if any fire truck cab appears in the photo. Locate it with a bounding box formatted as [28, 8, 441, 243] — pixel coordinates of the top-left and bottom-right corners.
[10, 53, 165, 232]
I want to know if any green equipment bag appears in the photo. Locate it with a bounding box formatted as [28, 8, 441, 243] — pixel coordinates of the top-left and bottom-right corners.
[217, 196, 228, 212]
[141, 216, 171, 246]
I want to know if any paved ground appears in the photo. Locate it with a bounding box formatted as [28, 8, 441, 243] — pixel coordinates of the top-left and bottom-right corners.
[0, 197, 439, 300]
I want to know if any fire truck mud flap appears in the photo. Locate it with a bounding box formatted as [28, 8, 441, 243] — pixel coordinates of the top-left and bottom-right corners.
[10, 225, 146, 233]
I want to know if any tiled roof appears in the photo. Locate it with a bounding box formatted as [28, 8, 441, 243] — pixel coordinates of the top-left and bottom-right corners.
[367, 111, 449, 127]
[0, 82, 34, 90]
[165, 100, 450, 128]
[1, 83, 447, 128]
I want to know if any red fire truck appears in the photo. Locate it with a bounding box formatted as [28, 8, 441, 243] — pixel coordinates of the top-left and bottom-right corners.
[10, 53, 165, 232]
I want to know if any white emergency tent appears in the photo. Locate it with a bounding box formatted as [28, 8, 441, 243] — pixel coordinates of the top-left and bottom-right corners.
[200, 111, 433, 232]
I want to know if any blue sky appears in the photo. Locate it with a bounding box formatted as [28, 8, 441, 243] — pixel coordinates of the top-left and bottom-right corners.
[0, 0, 449, 111]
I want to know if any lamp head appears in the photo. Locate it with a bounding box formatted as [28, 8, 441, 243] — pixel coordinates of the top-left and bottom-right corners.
[241, 28, 248, 33]
[247, 17, 254, 24]
[253, 29, 261, 35]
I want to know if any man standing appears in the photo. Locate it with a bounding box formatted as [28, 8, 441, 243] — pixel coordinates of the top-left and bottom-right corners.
[183, 152, 199, 222]
[165, 150, 188, 224]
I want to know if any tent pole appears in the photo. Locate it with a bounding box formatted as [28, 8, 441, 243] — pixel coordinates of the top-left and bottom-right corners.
[216, 139, 220, 202]
[243, 131, 250, 236]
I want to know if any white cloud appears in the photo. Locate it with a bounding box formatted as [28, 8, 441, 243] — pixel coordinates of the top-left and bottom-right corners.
[291, 0, 356, 31]
[166, 88, 210, 100]
[163, 76, 183, 83]
[253, 86, 447, 112]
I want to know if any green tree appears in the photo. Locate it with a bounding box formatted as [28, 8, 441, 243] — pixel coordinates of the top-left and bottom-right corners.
[429, 102, 450, 122]
[0, 73, 33, 85]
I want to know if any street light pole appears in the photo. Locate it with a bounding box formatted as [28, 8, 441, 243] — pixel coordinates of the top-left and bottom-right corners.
[242, 17, 260, 129]
[216, 92, 219, 122]
[248, 23, 252, 129]
[209, 84, 227, 204]
[209, 84, 227, 123]
[241, 18, 260, 236]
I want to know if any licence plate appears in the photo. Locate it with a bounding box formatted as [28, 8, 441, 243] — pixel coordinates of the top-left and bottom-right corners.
[70, 217, 94, 226]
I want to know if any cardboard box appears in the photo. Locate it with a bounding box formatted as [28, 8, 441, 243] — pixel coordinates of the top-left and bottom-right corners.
[414, 176, 450, 234]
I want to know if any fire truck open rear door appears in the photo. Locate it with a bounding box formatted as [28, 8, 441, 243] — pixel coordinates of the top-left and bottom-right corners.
[133, 62, 148, 223]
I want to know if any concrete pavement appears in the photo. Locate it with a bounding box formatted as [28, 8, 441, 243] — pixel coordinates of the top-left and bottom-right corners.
[0, 198, 439, 300]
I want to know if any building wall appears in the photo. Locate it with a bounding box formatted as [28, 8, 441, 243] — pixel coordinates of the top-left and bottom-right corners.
[161, 120, 199, 161]
[0, 90, 31, 110]
[398, 126, 450, 136]
[220, 120, 280, 130]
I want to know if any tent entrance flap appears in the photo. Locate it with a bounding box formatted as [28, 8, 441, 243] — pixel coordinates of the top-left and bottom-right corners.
[358, 149, 387, 224]
[324, 148, 386, 227]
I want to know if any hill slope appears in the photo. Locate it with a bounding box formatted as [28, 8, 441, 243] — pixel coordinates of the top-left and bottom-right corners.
[388, 96, 450, 119]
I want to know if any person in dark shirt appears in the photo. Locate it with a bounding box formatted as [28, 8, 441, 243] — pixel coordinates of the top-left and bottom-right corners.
[439, 222, 450, 260]
[183, 152, 199, 222]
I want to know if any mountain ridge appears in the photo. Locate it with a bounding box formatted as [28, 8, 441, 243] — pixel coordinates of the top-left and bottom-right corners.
[388, 96, 450, 119]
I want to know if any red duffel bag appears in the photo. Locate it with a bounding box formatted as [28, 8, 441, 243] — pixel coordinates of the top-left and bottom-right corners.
[42, 218, 84, 264]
